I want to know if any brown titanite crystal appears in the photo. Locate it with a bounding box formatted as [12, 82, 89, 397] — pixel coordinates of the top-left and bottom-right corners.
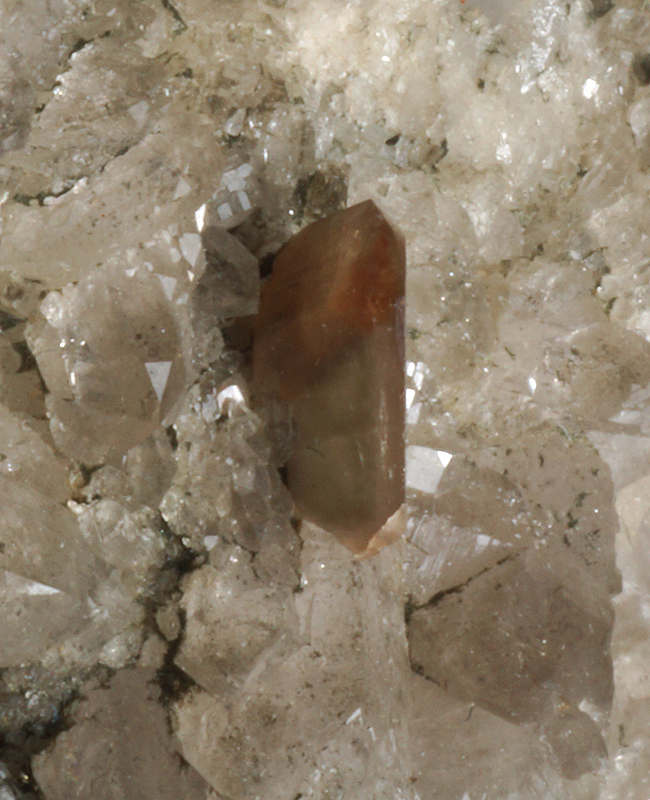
[253, 200, 405, 554]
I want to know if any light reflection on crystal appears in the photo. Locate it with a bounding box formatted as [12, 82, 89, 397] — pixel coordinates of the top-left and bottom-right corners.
[406, 445, 448, 495]
[156, 274, 177, 300]
[179, 233, 202, 266]
[216, 383, 246, 414]
[145, 361, 173, 401]
[195, 203, 207, 231]
[173, 176, 192, 199]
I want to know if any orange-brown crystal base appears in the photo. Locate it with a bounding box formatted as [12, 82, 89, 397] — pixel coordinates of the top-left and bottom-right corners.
[253, 200, 405, 554]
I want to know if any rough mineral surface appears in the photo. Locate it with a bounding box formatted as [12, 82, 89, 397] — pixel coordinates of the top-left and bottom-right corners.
[1, 0, 650, 798]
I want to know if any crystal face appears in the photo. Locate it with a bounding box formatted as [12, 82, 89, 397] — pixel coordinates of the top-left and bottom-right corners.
[253, 200, 406, 553]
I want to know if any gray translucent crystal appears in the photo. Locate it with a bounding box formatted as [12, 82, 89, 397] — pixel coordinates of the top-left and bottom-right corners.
[0, 333, 44, 420]
[540, 705, 608, 780]
[408, 545, 613, 776]
[32, 669, 210, 800]
[479, 426, 621, 594]
[160, 381, 243, 547]
[162, 374, 299, 566]
[174, 527, 413, 800]
[0, 404, 68, 501]
[191, 225, 259, 323]
[75, 502, 168, 592]
[0, 40, 164, 196]
[26, 265, 185, 463]
[80, 429, 176, 511]
[0, 571, 88, 668]
[1, 104, 226, 288]
[0, 476, 103, 598]
[175, 559, 301, 696]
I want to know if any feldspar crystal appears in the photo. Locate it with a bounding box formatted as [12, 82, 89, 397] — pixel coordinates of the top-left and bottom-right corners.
[253, 200, 405, 554]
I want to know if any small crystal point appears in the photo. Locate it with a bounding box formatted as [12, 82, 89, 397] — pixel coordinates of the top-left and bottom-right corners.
[253, 200, 405, 554]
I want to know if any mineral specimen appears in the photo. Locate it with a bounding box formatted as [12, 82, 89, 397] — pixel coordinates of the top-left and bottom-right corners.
[4, 0, 650, 796]
[253, 200, 406, 554]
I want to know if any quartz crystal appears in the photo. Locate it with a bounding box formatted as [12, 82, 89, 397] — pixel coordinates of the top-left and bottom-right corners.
[32, 669, 209, 800]
[26, 265, 186, 464]
[408, 545, 613, 776]
[253, 200, 406, 553]
[173, 525, 413, 800]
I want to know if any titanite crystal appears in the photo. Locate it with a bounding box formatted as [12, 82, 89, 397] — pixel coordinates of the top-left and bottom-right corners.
[253, 200, 405, 554]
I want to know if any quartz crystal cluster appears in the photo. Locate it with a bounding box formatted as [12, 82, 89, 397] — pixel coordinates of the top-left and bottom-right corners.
[2, 0, 650, 798]
[26, 266, 186, 463]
